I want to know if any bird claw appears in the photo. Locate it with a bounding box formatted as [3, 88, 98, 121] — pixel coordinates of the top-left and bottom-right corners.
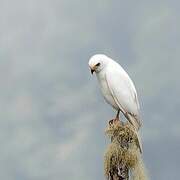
[114, 117, 119, 123]
[109, 118, 120, 126]
[109, 119, 114, 125]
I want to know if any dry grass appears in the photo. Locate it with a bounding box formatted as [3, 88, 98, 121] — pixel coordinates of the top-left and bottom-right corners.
[104, 121, 148, 180]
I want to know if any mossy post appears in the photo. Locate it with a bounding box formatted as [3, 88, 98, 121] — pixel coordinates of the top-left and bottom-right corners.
[104, 120, 147, 180]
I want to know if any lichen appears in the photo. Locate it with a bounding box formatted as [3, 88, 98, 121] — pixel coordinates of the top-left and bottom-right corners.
[104, 121, 148, 180]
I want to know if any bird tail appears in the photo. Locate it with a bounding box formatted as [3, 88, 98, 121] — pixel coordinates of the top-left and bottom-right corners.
[134, 130, 143, 154]
[127, 113, 142, 131]
[127, 114, 143, 153]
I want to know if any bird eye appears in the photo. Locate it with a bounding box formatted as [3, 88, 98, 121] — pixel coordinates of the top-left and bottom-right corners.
[96, 63, 100, 66]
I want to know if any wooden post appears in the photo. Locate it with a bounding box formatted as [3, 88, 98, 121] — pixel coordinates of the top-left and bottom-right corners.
[108, 161, 129, 180]
[104, 120, 144, 180]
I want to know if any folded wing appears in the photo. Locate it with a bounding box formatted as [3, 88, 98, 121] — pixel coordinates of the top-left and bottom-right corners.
[105, 64, 142, 130]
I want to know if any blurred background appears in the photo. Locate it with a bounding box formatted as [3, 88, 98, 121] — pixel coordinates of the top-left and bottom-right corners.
[0, 0, 180, 179]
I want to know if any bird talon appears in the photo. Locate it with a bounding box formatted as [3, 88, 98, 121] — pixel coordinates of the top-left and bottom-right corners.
[109, 118, 120, 127]
[114, 117, 119, 122]
[109, 119, 114, 125]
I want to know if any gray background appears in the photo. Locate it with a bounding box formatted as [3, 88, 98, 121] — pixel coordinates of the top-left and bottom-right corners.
[0, 0, 180, 179]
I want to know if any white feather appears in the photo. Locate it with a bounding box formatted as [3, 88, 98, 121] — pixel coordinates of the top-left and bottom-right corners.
[89, 54, 143, 152]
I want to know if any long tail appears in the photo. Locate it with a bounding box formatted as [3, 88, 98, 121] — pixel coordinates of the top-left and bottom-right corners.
[134, 130, 143, 154]
[127, 113, 142, 131]
[126, 114, 143, 153]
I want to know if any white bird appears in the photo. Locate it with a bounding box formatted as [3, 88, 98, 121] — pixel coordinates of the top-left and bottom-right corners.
[89, 54, 142, 152]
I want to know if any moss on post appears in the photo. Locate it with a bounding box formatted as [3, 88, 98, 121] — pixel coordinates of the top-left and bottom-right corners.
[104, 120, 148, 180]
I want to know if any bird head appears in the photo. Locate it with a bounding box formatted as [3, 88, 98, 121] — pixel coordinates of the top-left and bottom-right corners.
[88, 54, 109, 74]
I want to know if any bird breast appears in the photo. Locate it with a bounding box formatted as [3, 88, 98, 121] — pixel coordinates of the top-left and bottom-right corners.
[96, 70, 119, 110]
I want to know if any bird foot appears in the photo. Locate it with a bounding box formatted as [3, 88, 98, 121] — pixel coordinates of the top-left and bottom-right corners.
[109, 118, 121, 126]
[109, 119, 114, 126]
[114, 117, 119, 123]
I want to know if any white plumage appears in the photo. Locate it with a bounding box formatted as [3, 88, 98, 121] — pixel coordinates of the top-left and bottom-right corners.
[89, 54, 142, 152]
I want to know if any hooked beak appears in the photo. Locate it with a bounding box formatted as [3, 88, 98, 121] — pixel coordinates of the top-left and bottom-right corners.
[91, 69, 95, 74]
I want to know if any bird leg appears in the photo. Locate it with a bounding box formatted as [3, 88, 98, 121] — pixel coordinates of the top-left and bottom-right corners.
[114, 110, 120, 124]
[108, 110, 120, 126]
[115, 110, 120, 120]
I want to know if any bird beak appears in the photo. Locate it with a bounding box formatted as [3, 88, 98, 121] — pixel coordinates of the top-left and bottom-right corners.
[91, 69, 95, 74]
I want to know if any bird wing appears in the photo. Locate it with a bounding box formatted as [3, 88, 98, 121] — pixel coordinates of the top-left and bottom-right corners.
[105, 63, 143, 153]
[105, 63, 142, 129]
